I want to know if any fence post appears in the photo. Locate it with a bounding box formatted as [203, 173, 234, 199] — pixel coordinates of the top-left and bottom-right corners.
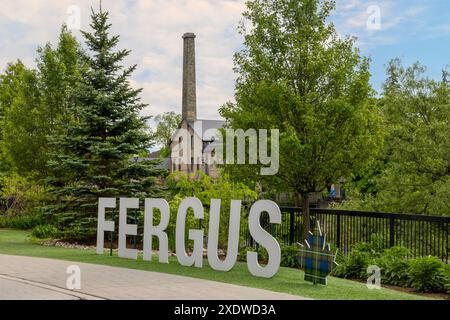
[336, 214, 341, 249]
[446, 222, 449, 263]
[389, 217, 395, 247]
[289, 211, 295, 245]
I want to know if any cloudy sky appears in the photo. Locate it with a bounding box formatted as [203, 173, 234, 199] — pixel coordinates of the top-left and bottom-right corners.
[1, 0, 449, 121]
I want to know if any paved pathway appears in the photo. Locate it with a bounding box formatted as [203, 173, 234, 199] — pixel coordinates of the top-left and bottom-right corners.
[0, 255, 307, 300]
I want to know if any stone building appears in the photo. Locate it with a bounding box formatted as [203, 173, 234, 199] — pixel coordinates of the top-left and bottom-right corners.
[169, 33, 224, 177]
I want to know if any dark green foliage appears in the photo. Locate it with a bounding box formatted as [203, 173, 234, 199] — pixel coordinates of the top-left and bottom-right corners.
[280, 245, 300, 268]
[333, 235, 408, 281]
[333, 241, 449, 294]
[167, 172, 257, 249]
[31, 224, 60, 239]
[45, 8, 164, 240]
[0, 214, 43, 230]
[238, 246, 269, 263]
[333, 243, 374, 279]
[238, 246, 251, 262]
[407, 256, 448, 293]
[375, 247, 411, 286]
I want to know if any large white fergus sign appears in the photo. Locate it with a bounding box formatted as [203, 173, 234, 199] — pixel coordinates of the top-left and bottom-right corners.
[96, 197, 281, 278]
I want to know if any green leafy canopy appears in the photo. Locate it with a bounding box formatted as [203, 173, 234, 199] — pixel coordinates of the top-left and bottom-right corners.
[220, 0, 383, 235]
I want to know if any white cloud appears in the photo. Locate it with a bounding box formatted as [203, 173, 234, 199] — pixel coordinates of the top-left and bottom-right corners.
[333, 0, 427, 49]
[0, 0, 245, 120]
[0, 0, 436, 121]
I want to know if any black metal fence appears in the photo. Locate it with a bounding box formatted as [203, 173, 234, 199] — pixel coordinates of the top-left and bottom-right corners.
[241, 207, 449, 262]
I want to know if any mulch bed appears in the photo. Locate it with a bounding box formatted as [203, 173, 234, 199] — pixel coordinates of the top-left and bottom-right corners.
[350, 278, 449, 300]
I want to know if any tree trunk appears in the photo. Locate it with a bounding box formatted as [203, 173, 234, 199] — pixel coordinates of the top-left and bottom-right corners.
[295, 192, 311, 240]
[301, 194, 310, 240]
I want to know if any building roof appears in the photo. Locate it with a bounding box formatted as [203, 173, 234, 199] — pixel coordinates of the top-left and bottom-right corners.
[154, 157, 171, 170]
[131, 154, 170, 170]
[186, 119, 225, 141]
[169, 118, 225, 144]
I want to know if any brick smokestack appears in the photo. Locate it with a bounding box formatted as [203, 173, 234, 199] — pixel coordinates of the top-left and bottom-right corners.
[182, 32, 197, 122]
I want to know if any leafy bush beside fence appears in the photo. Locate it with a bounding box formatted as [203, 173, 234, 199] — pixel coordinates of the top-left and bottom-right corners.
[331, 239, 450, 294]
[376, 246, 411, 287]
[408, 256, 449, 293]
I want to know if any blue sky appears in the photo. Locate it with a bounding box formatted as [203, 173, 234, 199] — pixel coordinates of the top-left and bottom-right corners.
[0, 0, 449, 119]
[332, 0, 450, 93]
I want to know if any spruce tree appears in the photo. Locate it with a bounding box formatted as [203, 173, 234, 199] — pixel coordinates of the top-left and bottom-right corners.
[47, 8, 163, 239]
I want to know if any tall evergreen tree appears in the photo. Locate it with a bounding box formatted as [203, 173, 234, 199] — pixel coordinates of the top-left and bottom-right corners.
[47, 8, 163, 239]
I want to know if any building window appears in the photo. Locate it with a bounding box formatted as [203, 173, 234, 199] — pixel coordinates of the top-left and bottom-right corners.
[191, 135, 194, 149]
[179, 136, 184, 157]
[191, 157, 194, 172]
[173, 163, 176, 172]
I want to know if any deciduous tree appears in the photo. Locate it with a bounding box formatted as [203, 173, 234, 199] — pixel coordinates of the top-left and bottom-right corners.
[220, 0, 382, 237]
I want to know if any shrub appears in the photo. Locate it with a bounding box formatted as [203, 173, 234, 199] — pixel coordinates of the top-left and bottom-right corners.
[238, 246, 250, 262]
[376, 247, 411, 286]
[31, 224, 60, 239]
[333, 243, 374, 279]
[339, 251, 371, 279]
[446, 266, 450, 295]
[352, 241, 379, 255]
[238, 246, 269, 263]
[280, 245, 300, 268]
[0, 174, 50, 217]
[256, 247, 269, 262]
[408, 256, 448, 292]
[167, 172, 257, 249]
[0, 214, 43, 229]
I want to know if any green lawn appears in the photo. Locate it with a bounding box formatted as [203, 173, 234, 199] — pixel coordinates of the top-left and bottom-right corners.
[0, 229, 433, 300]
